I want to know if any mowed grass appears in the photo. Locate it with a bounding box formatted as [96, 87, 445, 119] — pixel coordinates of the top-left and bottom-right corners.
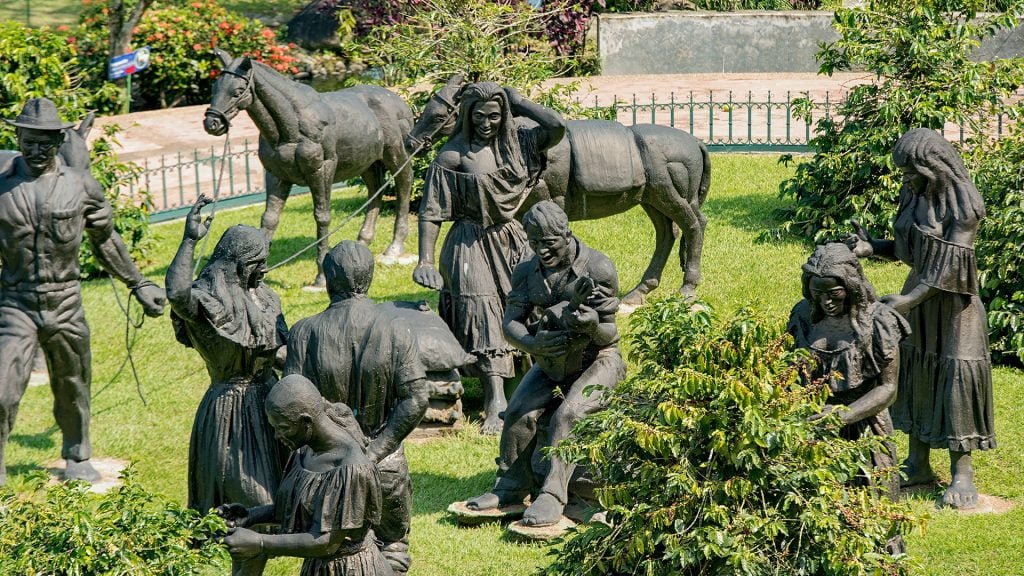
[6, 153, 1024, 574]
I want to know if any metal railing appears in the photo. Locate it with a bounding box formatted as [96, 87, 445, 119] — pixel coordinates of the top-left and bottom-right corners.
[602, 90, 840, 151]
[138, 90, 1014, 220]
[138, 140, 269, 223]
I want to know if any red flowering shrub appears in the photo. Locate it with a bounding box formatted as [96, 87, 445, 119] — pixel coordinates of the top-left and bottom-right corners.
[74, 0, 298, 110]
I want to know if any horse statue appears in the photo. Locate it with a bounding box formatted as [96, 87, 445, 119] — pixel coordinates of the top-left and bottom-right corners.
[406, 76, 711, 306]
[0, 111, 93, 173]
[203, 49, 416, 286]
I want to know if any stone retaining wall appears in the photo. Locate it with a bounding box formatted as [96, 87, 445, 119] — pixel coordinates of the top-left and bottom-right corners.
[598, 11, 1024, 75]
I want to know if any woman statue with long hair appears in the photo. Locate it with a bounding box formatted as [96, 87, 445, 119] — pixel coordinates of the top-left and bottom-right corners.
[848, 128, 994, 509]
[412, 82, 565, 434]
[788, 243, 910, 547]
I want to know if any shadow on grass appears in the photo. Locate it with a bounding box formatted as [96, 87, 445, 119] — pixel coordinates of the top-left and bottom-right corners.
[6, 462, 50, 482]
[411, 469, 496, 518]
[9, 425, 59, 450]
[704, 192, 807, 243]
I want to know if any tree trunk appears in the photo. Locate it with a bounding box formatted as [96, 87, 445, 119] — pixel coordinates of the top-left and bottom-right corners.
[107, 0, 152, 60]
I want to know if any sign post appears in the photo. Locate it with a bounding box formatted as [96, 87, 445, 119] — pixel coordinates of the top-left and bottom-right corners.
[108, 46, 151, 115]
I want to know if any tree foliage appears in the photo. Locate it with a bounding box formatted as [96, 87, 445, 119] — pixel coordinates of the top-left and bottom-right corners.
[0, 21, 119, 147]
[79, 125, 156, 278]
[0, 467, 228, 575]
[777, 0, 1024, 242]
[966, 133, 1024, 363]
[73, 0, 298, 110]
[347, 0, 563, 89]
[544, 299, 918, 576]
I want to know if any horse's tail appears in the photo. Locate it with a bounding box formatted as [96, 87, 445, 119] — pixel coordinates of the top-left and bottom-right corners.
[696, 140, 711, 206]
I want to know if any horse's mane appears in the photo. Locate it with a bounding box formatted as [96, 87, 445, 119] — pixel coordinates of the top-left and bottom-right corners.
[248, 60, 331, 139]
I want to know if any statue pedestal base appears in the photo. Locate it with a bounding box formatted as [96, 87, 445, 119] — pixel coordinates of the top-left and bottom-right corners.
[448, 500, 528, 526]
[47, 457, 128, 494]
[506, 517, 577, 542]
[29, 371, 48, 388]
[902, 484, 1015, 515]
[376, 253, 418, 267]
[409, 420, 463, 441]
[948, 493, 1014, 515]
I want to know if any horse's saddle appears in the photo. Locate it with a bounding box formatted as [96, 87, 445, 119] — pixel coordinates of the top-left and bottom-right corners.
[565, 120, 645, 195]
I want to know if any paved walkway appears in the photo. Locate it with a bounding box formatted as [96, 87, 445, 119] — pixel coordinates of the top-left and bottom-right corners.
[88, 72, 867, 214]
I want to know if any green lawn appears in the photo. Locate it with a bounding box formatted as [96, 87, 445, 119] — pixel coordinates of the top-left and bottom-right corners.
[6, 154, 1024, 574]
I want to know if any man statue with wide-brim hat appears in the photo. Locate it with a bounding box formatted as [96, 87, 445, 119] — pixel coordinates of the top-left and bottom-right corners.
[0, 97, 167, 485]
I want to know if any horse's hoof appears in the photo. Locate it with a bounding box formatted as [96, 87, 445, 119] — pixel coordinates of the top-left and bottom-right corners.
[302, 274, 327, 293]
[619, 290, 647, 314]
[617, 302, 639, 316]
[680, 285, 698, 300]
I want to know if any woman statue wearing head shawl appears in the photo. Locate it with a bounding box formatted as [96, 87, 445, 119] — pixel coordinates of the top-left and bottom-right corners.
[166, 195, 287, 576]
[847, 128, 994, 510]
[412, 82, 565, 435]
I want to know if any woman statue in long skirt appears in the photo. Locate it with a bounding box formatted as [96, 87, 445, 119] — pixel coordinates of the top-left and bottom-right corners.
[222, 374, 393, 576]
[166, 195, 287, 574]
[848, 128, 995, 509]
[412, 82, 565, 434]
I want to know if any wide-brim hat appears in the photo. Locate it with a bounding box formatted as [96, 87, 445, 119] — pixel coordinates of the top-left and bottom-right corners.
[4, 98, 75, 130]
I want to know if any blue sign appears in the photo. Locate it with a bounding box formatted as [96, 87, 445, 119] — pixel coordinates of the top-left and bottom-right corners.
[108, 46, 151, 80]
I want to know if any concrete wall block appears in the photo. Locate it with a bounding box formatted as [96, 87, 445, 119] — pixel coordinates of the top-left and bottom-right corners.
[599, 11, 1024, 76]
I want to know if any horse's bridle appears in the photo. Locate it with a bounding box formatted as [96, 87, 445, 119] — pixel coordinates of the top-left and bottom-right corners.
[406, 91, 459, 152]
[205, 67, 254, 130]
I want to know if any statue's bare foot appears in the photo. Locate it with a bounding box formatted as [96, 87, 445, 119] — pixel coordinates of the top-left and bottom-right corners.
[64, 459, 101, 483]
[480, 413, 503, 435]
[899, 458, 936, 487]
[942, 471, 979, 510]
[467, 491, 521, 511]
[521, 492, 563, 527]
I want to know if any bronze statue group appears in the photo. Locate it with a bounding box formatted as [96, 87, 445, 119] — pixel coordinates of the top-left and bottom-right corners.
[0, 76, 994, 574]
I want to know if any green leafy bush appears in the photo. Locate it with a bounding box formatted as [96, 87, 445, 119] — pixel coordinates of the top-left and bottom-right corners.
[0, 467, 228, 575]
[544, 299, 918, 576]
[966, 135, 1024, 363]
[348, 0, 563, 90]
[0, 21, 119, 147]
[79, 125, 156, 278]
[72, 0, 298, 110]
[347, 0, 614, 199]
[776, 0, 1024, 242]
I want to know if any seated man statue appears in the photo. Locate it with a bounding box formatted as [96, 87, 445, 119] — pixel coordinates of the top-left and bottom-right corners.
[0, 98, 165, 485]
[467, 201, 626, 528]
[284, 240, 428, 576]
